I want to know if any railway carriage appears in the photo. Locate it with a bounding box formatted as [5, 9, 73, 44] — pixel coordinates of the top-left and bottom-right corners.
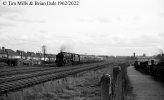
[73, 54, 80, 64]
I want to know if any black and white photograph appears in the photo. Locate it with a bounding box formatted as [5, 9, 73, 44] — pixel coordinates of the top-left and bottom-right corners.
[0, 0, 164, 100]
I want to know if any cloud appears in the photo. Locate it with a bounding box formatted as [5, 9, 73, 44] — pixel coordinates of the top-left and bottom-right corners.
[159, 13, 164, 18]
[100, 34, 161, 48]
[0, 22, 15, 28]
[96, 18, 111, 23]
[7, 15, 45, 23]
[158, 32, 164, 37]
[0, 6, 44, 26]
[40, 30, 48, 34]
[133, 16, 140, 20]
[0, 0, 163, 56]
[0, 6, 21, 28]
[129, 35, 160, 47]
[0, 6, 21, 16]
[79, 17, 111, 23]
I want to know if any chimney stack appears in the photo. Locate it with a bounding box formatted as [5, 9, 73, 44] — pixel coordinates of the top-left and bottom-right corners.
[2, 47, 5, 52]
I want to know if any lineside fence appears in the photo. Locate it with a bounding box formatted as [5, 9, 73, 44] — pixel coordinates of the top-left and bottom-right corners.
[100, 63, 128, 100]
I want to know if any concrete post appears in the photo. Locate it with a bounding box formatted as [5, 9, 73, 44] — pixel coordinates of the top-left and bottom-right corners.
[112, 66, 122, 100]
[100, 74, 111, 100]
[113, 66, 121, 80]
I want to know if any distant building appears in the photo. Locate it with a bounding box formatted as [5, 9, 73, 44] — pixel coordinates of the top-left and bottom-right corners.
[0, 48, 7, 58]
[36, 53, 43, 60]
[5, 49, 20, 59]
[0, 46, 57, 66]
[0, 47, 22, 66]
[136, 56, 159, 65]
[46, 54, 56, 61]
[16, 50, 27, 59]
[27, 52, 41, 65]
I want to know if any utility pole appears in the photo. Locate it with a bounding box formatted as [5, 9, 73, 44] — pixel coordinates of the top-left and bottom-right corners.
[42, 45, 47, 64]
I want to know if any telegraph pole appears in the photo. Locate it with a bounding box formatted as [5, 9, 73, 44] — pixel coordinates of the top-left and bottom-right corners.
[42, 45, 47, 64]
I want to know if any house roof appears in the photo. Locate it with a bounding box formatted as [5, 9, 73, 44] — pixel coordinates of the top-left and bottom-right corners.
[27, 52, 34, 56]
[36, 53, 44, 57]
[35, 53, 56, 58]
[27, 52, 39, 57]
[16, 50, 28, 56]
[0, 49, 6, 54]
[5, 49, 19, 56]
[22, 51, 28, 56]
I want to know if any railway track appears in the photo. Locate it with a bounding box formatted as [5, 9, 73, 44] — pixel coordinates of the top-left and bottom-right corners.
[0, 62, 109, 95]
[0, 66, 58, 77]
[0, 63, 95, 77]
[0, 63, 100, 83]
[0, 64, 56, 72]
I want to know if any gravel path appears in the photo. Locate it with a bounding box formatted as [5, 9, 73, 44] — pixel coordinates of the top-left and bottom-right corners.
[127, 66, 164, 100]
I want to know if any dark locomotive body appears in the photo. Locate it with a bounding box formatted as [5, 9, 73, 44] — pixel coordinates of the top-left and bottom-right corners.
[55, 52, 103, 67]
[55, 52, 80, 67]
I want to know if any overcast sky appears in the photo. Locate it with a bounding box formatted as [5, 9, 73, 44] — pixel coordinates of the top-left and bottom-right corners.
[0, 0, 164, 56]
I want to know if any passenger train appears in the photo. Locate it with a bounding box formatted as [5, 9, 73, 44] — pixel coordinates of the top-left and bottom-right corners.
[55, 52, 104, 67]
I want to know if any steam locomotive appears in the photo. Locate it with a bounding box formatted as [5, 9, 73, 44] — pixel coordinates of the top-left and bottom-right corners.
[55, 52, 103, 67]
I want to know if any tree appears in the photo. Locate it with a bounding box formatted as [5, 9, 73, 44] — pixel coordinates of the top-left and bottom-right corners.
[156, 49, 164, 62]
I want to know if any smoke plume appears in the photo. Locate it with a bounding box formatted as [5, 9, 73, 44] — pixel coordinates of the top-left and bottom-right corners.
[60, 44, 72, 52]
